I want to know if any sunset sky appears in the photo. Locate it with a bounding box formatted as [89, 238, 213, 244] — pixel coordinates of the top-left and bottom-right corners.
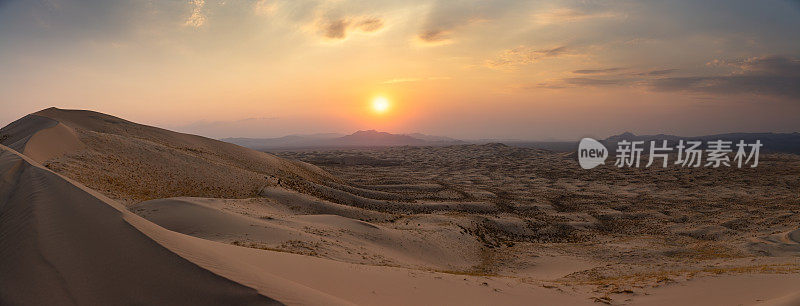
[1, 0, 799, 140]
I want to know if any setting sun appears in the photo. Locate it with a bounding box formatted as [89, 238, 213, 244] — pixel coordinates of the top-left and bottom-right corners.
[372, 97, 390, 114]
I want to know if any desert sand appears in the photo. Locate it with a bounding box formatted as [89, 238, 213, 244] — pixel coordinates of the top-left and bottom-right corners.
[1, 107, 799, 305]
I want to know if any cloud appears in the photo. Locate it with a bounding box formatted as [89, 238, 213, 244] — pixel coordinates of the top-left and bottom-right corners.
[554, 56, 799, 98]
[318, 16, 384, 40]
[487, 46, 568, 68]
[737, 55, 800, 76]
[535, 67, 677, 89]
[185, 0, 206, 28]
[573, 67, 625, 74]
[533, 7, 620, 25]
[541, 46, 568, 57]
[651, 75, 800, 97]
[253, 0, 277, 16]
[637, 69, 678, 76]
[416, 0, 524, 44]
[356, 18, 383, 32]
[570, 68, 677, 76]
[322, 19, 348, 39]
[564, 77, 628, 86]
[651, 56, 800, 98]
[418, 29, 451, 43]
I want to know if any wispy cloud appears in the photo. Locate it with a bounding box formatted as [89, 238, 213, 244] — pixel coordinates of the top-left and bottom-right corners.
[185, 0, 206, 28]
[636, 69, 678, 76]
[321, 19, 349, 39]
[417, 29, 452, 44]
[532, 7, 621, 25]
[356, 18, 383, 32]
[536, 55, 800, 99]
[564, 77, 630, 86]
[535, 67, 677, 89]
[416, 0, 525, 45]
[487, 46, 568, 69]
[318, 16, 385, 40]
[651, 56, 800, 98]
[253, 0, 277, 16]
[573, 67, 625, 74]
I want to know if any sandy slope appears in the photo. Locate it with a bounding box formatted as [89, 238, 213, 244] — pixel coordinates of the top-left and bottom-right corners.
[0, 108, 336, 205]
[22, 122, 84, 163]
[132, 195, 483, 270]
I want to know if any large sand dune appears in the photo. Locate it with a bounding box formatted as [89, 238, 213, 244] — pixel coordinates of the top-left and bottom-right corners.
[0, 108, 336, 205]
[132, 195, 483, 270]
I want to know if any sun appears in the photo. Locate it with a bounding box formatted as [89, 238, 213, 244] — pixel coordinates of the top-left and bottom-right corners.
[372, 96, 390, 114]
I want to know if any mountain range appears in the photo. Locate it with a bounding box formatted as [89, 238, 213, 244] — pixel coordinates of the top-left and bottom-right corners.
[224, 130, 800, 154]
[222, 130, 465, 150]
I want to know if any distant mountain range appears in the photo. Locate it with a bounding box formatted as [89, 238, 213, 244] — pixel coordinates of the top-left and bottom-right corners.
[222, 130, 465, 150]
[223, 130, 800, 154]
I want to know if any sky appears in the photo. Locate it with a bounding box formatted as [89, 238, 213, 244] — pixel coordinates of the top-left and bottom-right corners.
[1, 0, 799, 140]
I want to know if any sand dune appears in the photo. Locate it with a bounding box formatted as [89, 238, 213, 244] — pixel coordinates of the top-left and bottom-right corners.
[22, 122, 84, 163]
[1, 108, 336, 205]
[132, 196, 483, 270]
